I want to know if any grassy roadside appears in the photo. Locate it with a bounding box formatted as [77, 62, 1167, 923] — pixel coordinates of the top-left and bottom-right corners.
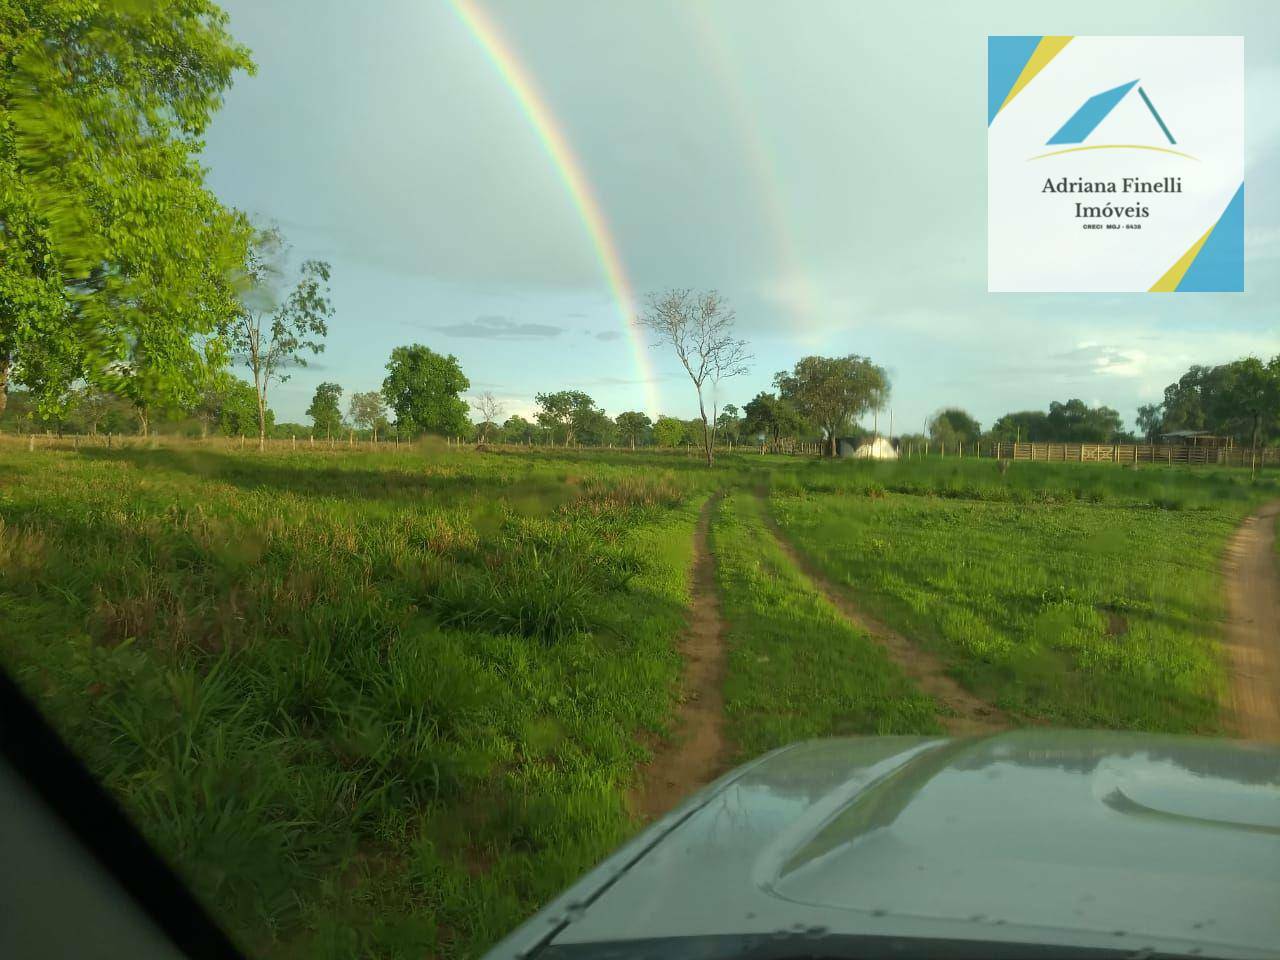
[712, 493, 942, 761]
[0, 447, 701, 958]
[768, 484, 1259, 732]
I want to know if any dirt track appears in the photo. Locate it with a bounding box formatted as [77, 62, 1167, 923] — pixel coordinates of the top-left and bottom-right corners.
[1222, 501, 1280, 741]
[632, 496, 728, 821]
[758, 499, 1007, 736]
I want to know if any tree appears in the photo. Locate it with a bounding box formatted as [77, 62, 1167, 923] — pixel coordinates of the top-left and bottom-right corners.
[1136, 403, 1164, 443]
[715, 403, 743, 444]
[306, 382, 344, 439]
[775, 355, 888, 457]
[989, 410, 1049, 443]
[381, 344, 470, 436]
[67, 385, 116, 436]
[742, 392, 805, 447]
[615, 411, 652, 450]
[0, 1, 254, 418]
[639, 289, 751, 466]
[223, 227, 332, 449]
[928, 408, 981, 448]
[500, 415, 537, 444]
[1215, 357, 1280, 475]
[192, 371, 259, 438]
[1045, 399, 1122, 442]
[534, 390, 600, 446]
[470, 391, 505, 443]
[349, 390, 388, 441]
[652, 415, 688, 448]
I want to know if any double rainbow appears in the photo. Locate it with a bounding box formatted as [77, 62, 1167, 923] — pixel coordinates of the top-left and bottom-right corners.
[450, 0, 661, 416]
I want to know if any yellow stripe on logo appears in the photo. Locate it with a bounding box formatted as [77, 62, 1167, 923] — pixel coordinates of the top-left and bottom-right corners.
[999, 36, 1073, 115]
[1149, 226, 1214, 292]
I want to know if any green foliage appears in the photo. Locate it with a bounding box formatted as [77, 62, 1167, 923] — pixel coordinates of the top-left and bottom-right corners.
[306, 381, 344, 438]
[742, 391, 805, 444]
[775, 356, 888, 456]
[614, 411, 651, 449]
[381, 344, 470, 436]
[348, 391, 388, 440]
[533, 390, 600, 446]
[0, 0, 255, 417]
[499, 415, 540, 444]
[928, 407, 981, 446]
[223, 228, 333, 442]
[197, 372, 267, 437]
[652, 415, 688, 448]
[989, 400, 1121, 443]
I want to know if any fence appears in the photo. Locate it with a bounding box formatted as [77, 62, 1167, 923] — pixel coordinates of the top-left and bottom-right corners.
[3, 431, 1275, 469]
[898, 440, 1279, 468]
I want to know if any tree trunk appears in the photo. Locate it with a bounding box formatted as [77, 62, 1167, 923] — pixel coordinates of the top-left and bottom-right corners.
[629, 436, 635, 451]
[827, 432, 837, 458]
[256, 393, 267, 451]
[0, 353, 11, 418]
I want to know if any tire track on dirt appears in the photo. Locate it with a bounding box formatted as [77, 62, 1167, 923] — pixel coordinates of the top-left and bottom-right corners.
[757, 493, 1007, 736]
[1222, 500, 1280, 741]
[632, 494, 728, 821]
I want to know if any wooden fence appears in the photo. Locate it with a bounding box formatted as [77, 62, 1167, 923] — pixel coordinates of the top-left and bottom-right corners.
[3, 432, 1275, 469]
[898, 440, 1279, 468]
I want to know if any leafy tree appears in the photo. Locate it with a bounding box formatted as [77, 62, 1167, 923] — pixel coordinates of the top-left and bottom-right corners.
[470, 391, 505, 443]
[615, 411, 652, 450]
[989, 410, 1048, 443]
[306, 382, 344, 439]
[639, 289, 750, 465]
[1135, 403, 1164, 443]
[500, 415, 538, 444]
[381, 344, 470, 436]
[576, 409, 616, 447]
[0, 0, 254, 418]
[223, 227, 333, 449]
[775, 355, 888, 457]
[192, 371, 259, 438]
[715, 403, 743, 443]
[534, 390, 600, 446]
[1045, 399, 1122, 442]
[1215, 357, 1280, 474]
[348, 390, 388, 441]
[742, 391, 805, 446]
[652, 415, 687, 448]
[928, 408, 981, 448]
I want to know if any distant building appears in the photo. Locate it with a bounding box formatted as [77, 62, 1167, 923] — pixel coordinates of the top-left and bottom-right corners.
[836, 436, 898, 459]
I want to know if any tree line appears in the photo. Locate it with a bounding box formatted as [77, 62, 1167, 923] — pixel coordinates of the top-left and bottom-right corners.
[4, 5, 1276, 465]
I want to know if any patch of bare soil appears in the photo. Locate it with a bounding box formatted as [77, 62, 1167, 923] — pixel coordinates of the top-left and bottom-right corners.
[631, 495, 728, 822]
[1222, 501, 1280, 741]
[758, 498, 1007, 736]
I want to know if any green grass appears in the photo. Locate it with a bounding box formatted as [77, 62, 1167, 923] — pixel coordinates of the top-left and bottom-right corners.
[1, 444, 1273, 956]
[0, 445, 701, 958]
[766, 464, 1275, 730]
[713, 492, 941, 760]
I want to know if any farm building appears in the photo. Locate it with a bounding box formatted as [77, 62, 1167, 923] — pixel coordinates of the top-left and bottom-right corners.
[836, 436, 898, 459]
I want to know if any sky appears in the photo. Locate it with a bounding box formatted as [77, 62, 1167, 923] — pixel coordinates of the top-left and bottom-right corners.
[201, 0, 1280, 433]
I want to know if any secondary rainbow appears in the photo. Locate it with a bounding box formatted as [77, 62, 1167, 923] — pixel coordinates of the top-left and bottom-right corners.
[449, 0, 660, 416]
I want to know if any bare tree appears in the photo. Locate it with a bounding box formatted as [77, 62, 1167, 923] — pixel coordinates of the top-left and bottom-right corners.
[639, 289, 750, 466]
[471, 390, 505, 443]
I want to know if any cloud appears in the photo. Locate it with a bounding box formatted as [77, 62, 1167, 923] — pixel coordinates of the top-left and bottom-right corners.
[433, 315, 565, 340]
[594, 330, 624, 342]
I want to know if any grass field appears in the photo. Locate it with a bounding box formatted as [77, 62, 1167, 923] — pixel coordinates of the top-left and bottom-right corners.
[1, 444, 1275, 957]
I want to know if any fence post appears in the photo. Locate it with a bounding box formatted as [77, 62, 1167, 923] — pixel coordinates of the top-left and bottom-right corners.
[291, 435, 296, 450]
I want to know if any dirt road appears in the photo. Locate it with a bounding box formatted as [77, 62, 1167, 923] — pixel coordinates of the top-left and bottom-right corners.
[1222, 501, 1280, 741]
[632, 496, 728, 821]
[758, 497, 1007, 736]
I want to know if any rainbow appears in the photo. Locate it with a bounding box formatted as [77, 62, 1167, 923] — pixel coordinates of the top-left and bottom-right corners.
[449, 0, 661, 416]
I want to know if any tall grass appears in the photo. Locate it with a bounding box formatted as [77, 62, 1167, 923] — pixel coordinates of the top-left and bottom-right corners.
[0, 447, 698, 958]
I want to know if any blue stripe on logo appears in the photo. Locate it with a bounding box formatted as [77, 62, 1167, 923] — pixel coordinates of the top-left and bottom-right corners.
[1046, 80, 1139, 144]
